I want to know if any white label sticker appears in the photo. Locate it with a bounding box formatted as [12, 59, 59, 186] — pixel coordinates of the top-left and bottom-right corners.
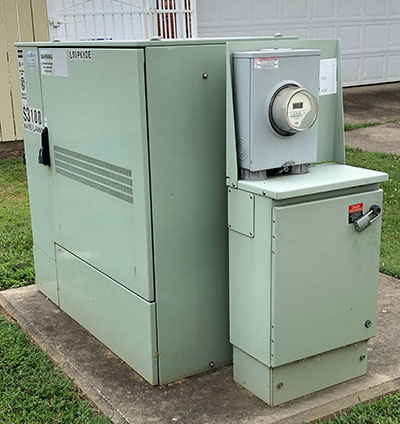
[17, 50, 28, 106]
[69, 49, 92, 60]
[26, 50, 38, 72]
[40, 49, 68, 77]
[40, 50, 53, 75]
[22, 105, 43, 134]
[288, 108, 311, 127]
[254, 57, 279, 69]
[320, 58, 337, 96]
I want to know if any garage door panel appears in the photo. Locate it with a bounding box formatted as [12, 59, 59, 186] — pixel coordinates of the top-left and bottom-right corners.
[197, 0, 400, 86]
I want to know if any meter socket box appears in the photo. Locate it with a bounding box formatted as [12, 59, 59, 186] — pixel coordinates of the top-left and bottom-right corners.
[233, 49, 320, 174]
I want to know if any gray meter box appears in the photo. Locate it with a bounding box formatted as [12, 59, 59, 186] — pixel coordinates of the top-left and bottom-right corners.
[233, 49, 320, 172]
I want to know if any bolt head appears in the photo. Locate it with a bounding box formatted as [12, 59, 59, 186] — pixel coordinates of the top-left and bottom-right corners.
[277, 382, 284, 389]
[202, 73, 208, 79]
[365, 320, 372, 328]
[359, 355, 366, 361]
[209, 361, 215, 368]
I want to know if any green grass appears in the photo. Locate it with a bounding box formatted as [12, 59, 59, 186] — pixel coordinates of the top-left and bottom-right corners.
[0, 313, 110, 423]
[0, 157, 110, 423]
[310, 392, 400, 423]
[0, 157, 34, 290]
[344, 117, 400, 132]
[344, 122, 383, 132]
[346, 147, 400, 279]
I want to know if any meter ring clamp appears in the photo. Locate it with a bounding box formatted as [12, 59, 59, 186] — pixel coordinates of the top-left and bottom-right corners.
[268, 84, 318, 137]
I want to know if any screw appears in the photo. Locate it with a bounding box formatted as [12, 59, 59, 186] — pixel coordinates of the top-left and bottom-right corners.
[209, 362, 215, 368]
[232, 183, 236, 188]
[202, 73, 208, 79]
[262, 190, 267, 195]
[277, 382, 283, 389]
[359, 355, 366, 361]
[365, 320, 372, 328]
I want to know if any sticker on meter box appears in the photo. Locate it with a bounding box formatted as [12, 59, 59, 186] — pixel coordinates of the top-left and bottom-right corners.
[349, 203, 363, 224]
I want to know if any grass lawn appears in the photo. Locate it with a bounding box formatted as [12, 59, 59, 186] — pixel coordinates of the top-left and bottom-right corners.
[346, 147, 400, 279]
[0, 151, 400, 423]
[0, 157, 110, 423]
[0, 313, 110, 423]
[0, 157, 34, 290]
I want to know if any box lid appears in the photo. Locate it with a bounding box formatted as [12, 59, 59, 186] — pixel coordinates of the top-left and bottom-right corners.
[238, 163, 388, 199]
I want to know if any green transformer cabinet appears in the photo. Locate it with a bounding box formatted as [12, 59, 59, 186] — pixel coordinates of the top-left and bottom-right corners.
[16, 36, 296, 385]
[226, 39, 388, 404]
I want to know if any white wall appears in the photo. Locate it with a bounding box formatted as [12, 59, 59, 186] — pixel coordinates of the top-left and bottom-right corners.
[197, 0, 400, 86]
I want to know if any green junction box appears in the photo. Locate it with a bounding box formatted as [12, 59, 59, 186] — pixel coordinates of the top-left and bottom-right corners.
[16, 36, 387, 404]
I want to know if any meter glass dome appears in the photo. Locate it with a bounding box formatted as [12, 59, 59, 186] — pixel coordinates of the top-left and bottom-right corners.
[270, 85, 318, 136]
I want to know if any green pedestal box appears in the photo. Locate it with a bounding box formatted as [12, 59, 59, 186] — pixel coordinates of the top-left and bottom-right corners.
[226, 40, 387, 404]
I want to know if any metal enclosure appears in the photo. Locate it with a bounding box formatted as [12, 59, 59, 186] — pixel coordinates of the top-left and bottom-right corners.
[227, 39, 388, 405]
[233, 49, 320, 172]
[17, 36, 296, 385]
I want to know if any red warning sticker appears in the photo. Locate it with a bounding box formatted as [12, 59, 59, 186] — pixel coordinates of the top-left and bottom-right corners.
[349, 203, 363, 214]
[349, 203, 363, 223]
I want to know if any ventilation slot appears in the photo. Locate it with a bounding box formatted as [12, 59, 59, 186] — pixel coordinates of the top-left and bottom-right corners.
[54, 145, 133, 203]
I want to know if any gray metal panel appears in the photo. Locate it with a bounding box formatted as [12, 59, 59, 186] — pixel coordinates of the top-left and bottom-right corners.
[233, 342, 367, 406]
[56, 245, 158, 384]
[39, 48, 154, 301]
[233, 49, 320, 58]
[233, 347, 271, 403]
[229, 194, 272, 365]
[271, 189, 383, 367]
[145, 44, 232, 384]
[226, 39, 346, 188]
[33, 247, 59, 305]
[271, 342, 367, 405]
[238, 163, 388, 199]
[228, 188, 254, 237]
[233, 49, 320, 171]
[18, 47, 56, 260]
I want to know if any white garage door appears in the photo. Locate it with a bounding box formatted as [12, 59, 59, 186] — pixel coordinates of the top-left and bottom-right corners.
[197, 0, 400, 86]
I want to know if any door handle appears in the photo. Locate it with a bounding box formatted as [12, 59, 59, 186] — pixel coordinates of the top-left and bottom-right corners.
[38, 126, 51, 166]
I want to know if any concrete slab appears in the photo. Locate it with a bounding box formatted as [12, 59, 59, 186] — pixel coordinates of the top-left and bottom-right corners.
[345, 122, 400, 155]
[1, 274, 400, 424]
[343, 83, 400, 125]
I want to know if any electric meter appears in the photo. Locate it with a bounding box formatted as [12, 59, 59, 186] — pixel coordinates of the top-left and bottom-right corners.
[270, 85, 318, 136]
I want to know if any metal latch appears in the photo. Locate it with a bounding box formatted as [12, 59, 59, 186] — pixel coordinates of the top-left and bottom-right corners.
[354, 205, 381, 232]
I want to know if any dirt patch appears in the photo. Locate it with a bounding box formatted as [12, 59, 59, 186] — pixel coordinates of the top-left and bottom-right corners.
[0, 141, 24, 160]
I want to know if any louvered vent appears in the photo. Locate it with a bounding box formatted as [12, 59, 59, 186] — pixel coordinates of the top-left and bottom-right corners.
[54, 145, 133, 203]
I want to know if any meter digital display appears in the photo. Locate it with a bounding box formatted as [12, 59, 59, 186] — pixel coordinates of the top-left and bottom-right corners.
[269, 85, 318, 136]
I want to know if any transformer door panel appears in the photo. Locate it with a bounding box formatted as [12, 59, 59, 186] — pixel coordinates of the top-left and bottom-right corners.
[18, 47, 58, 302]
[39, 48, 154, 301]
[271, 189, 383, 367]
